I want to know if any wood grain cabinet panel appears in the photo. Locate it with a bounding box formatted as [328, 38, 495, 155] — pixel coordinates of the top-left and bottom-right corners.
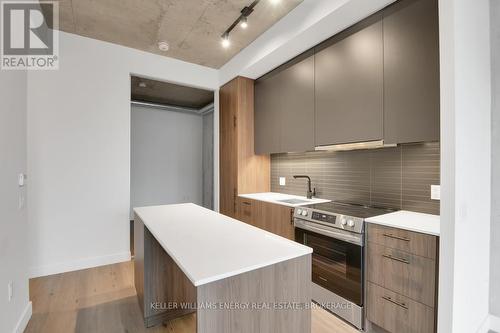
[314, 14, 384, 146]
[134, 215, 197, 327]
[260, 201, 295, 240]
[367, 224, 437, 259]
[220, 77, 270, 218]
[367, 242, 436, 307]
[236, 199, 294, 240]
[367, 282, 435, 333]
[383, 0, 440, 144]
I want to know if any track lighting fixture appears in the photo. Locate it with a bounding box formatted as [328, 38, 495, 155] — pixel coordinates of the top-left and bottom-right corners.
[220, 0, 260, 48]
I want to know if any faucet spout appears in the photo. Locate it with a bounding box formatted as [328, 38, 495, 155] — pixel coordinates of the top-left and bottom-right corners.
[293, 175, 316, 199]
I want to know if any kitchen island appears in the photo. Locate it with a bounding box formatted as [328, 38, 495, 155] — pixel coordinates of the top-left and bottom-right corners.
[133, 203, 312, 333]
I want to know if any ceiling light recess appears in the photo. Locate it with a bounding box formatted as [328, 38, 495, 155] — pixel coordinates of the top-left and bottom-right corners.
[220, 0, 260, 47]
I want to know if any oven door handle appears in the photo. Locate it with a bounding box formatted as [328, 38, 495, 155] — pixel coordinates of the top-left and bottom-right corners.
[294, 219, 363, 246]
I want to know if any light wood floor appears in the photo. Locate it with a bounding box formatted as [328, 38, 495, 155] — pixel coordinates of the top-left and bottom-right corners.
[26, 261, 358, 333]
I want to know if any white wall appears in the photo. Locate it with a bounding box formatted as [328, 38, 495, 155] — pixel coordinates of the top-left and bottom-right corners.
[491, 0, 500, 319]
[27, 31, 219, 277]
[0, 70, 31, 332]
[130, 105, 203, 218]
[438, 0, 492, 332]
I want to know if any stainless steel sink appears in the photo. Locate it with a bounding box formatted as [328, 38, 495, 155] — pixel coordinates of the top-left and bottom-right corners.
[276, 199, 311, 205]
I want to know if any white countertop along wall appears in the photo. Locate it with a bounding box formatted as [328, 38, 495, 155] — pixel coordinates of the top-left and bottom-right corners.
[133, 203, 312, 286]
[366, 210, 440, 236]
[238, 192, 331, 207]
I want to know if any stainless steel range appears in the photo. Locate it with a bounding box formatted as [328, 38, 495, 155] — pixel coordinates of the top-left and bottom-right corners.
[294, 202, 393, 330]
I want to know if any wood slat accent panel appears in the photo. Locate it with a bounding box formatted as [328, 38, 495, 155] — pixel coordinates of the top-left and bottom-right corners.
[196, 255, 312, 333]
[367, 224, 437, 259]
[367, 282, 435, 333]
[367, 242, 436, 307]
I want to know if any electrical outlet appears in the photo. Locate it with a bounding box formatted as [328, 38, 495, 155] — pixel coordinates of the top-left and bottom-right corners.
[8, 281, 13, 302]
[279, 177, 286, 186]
[431, 185, 441, 200]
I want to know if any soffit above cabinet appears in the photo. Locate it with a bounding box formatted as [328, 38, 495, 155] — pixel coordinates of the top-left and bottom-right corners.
[41, 0, 303, 69]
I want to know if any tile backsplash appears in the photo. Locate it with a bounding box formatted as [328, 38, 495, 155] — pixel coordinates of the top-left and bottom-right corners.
[271, 142, 440, 214]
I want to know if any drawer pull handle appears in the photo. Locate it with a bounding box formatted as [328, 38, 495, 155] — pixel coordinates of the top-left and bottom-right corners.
[382, 296, 408, 310]
[382, 254, 410, 264]
[242, 201, 251, 206]
[383, 233, 411, 242]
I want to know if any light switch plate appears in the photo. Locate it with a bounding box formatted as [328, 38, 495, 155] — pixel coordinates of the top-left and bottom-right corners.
[431, 185, 441, 200]
[18, 173, 25, 187]
[279, 177, 286, 186]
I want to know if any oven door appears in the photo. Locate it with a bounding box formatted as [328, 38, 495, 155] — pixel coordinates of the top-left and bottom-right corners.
[295, 219, 363, 306]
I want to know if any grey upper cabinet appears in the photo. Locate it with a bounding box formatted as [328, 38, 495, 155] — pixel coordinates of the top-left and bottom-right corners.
[383, 0, 440, 144]
[255, 71, 281, 154]
[314, 14, 384, 146]
[255, 51, 315, 154]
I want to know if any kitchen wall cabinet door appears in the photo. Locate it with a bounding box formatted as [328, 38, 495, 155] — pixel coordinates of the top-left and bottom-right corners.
[255, 51, 315, 154]
[278, 51, 315, 153]
[383, 0, 440, 144]
[255, 73, 281, 154]
[314, 14, 384, 146]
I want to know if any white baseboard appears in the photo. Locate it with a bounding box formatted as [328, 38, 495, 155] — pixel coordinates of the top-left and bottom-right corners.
[30, 251, 131, 278]
[14, 301, 32, 333]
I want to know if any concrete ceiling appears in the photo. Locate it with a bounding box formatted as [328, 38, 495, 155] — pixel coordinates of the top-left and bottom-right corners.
[131, 76, 214, 109]
[43, 0, 303, 68]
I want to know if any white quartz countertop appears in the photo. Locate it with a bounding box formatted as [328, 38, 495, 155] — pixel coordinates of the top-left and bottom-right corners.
[238, 192, 331, 207]
[133, 203, 312, 287]
[366, 210, 440, 236]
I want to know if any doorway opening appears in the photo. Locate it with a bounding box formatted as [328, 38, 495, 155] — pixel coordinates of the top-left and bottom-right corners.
[129, 76, 215, 255]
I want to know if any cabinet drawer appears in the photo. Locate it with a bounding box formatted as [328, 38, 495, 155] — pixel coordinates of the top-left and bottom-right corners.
[367, 282, 435, 333]
[236, 198, 258, 226]
[367, 224, 437, 259]
[367, 242, 436, 307]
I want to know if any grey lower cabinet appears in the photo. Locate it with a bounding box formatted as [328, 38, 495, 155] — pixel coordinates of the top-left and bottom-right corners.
[383, 0, 440, 144]
[314, 14, 384, 146]
[255, 51, 315, 154]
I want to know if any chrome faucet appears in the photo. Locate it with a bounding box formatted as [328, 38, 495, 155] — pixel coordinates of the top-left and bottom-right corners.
[293, 175, 316, 199]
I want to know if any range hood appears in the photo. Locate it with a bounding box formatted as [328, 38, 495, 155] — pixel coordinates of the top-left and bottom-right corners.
[314, 140, 396, 152]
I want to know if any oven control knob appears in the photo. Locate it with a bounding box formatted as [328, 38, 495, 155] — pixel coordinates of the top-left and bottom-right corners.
[347, 220, 355, 227]
[301, 210, 308, 216]
[340, 217, 347, 226]
[296, 209, 302, 215]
